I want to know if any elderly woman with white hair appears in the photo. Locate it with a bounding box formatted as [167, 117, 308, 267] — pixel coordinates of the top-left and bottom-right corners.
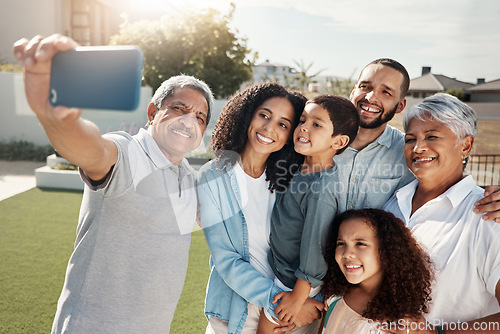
[383, 93, 500, 333]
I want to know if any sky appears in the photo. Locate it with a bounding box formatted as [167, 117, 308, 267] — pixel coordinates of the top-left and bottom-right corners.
[127, 0, 500, 83]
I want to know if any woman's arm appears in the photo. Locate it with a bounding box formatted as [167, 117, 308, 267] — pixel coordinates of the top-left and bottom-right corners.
[439, 277, 500, 333]
[380, 253, 500, 334]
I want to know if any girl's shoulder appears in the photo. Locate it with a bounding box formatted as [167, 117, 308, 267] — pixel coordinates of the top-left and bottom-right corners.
[322, 297, 342, 333]
[325, 296, 342, 309]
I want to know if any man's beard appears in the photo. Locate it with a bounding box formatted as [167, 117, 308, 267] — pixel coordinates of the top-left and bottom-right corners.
[359, 102, 399, 129]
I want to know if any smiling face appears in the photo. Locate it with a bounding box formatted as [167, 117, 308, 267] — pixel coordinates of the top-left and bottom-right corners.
[148, 87, 208, 164]
[404, 117, 473, 189]
[335, 218, 383, 292]
[293, 103, 336, 157]
[350, 64, 406, 129]
[243, 96, 295, 158]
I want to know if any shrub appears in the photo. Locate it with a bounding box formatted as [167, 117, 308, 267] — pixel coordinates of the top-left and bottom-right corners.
[0, 140, 55, 161]
[0, 63, 22, 72]
[51, 162, 78, 171]
[443, 88, 467, 101]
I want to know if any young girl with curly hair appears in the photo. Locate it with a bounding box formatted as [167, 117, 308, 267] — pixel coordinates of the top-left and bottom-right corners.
[198, 83, 324, 334]
[321, 209, 433, 334]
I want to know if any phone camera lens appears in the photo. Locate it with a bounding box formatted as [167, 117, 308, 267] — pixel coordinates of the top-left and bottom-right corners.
[50, 89, 57, 104]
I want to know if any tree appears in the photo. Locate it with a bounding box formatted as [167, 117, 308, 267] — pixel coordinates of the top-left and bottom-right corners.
[110, 5, 255, 98]
[443, 88, 467, 101]
[323, 71, 357, 97]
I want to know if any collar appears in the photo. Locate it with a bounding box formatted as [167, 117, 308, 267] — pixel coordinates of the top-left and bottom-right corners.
[345, 125, 400, 154]
[210, 152, 240, 171]
[395, 174, 476, 220]
[439, 175, 476, 208]
[374, 125, 399, 149]
[135, 128, 191, 172]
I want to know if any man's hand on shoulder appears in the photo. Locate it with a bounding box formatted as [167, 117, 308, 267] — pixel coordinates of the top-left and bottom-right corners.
[474, 186, 500, 223]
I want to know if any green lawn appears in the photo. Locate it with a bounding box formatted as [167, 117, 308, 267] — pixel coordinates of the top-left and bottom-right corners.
[0, 187, 210, 333]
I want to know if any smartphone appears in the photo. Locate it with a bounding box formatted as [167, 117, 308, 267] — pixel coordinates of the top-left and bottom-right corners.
[49, 46, 144, 111]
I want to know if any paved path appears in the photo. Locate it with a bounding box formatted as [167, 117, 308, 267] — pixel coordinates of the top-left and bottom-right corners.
[0, 161, 45, 201]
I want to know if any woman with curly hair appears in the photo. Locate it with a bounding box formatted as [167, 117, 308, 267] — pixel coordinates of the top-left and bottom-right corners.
[321, 208, 433, 333]
[198, 83, 323, 334]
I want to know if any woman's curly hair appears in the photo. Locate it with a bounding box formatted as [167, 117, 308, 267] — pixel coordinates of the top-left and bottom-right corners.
[211, 82, 306, 192]
[322, 209, 434, 322]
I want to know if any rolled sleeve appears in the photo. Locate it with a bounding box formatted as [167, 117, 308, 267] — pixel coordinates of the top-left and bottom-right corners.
[296, 198, 337, 288]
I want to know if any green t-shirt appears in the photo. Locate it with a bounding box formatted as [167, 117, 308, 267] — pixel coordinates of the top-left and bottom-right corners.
[268, 165, 340, 289]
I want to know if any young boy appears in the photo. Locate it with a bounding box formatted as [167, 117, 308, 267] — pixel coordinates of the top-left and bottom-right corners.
[257, 95, 359, 333]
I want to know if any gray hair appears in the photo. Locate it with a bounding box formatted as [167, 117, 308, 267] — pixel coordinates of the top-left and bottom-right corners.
[403, 93, 478, 140]
[151, 75, 214, 124]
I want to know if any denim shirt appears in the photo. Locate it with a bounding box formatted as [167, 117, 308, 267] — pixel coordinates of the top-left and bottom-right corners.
[197, 159, 282, 334]
[333, 125, 414, 211]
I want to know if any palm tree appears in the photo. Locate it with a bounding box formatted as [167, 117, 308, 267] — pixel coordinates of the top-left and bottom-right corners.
[292, 59, 325, 91]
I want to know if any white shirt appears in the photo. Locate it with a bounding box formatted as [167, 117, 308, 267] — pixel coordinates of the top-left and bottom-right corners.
[383, 175, 500, 323]
[234, 162, 276, 279]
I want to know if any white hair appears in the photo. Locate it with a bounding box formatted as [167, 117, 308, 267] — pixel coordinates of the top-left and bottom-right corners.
[403, 93, 477, 140]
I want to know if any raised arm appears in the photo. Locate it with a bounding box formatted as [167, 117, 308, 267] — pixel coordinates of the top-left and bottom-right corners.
[13, 34, 117, 181]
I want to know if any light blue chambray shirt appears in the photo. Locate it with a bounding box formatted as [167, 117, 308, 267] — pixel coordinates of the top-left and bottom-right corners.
[197, 159, 282, 334]
[333, 125, 415, 212]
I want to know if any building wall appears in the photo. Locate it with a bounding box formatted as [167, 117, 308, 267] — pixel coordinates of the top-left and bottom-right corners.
[0, 72, 152, 145]
[0, 0, 123, 64]
[0, 0, 65, 63]
[0, 72, 227, 150]
[252, 63, 295, 86]
[470, 92, 500, 103]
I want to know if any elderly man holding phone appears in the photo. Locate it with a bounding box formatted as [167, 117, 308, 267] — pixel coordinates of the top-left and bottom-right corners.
[14, 34, 214, 334]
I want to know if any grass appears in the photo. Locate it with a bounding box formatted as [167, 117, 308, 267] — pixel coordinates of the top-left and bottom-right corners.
[171, 228, 210, 333]
[0, 187, 210, 333]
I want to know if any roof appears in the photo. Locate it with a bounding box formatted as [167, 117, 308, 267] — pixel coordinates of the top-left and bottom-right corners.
[410, 73, 444, 91]
[255, 60, 292, 68]
[468, 79, 500, 92]
[409, 73, 474, 92]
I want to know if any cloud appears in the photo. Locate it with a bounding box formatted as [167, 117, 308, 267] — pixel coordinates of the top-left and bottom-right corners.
[190, 0, 500, 80]
[186, 0, 499, 43]
[234, 0, 496, 37]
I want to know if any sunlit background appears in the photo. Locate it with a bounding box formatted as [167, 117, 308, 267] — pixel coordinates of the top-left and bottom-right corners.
[117, 0, 500, 82]
[1, 0, 498, 82]
[0, 0, 498, 176]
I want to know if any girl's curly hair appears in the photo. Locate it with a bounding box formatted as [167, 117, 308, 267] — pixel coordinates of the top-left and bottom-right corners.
[322, 209, 434, 322]
[211, 82, 306, 192]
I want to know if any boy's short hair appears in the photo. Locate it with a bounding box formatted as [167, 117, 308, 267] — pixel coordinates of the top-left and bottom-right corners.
[307, 95, 359, 154]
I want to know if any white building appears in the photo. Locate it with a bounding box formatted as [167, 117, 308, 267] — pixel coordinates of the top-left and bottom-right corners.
[252, 60, 297, 85]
